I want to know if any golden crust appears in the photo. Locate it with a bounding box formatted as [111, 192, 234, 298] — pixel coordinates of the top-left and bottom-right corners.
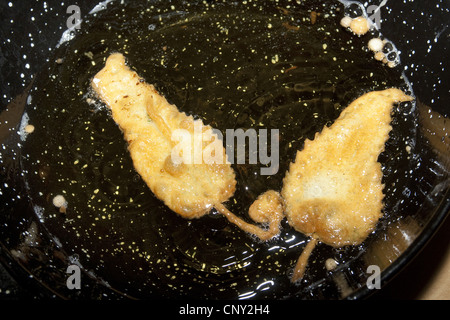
[91, 53, 236, 219]
[281, 89, 414, 247]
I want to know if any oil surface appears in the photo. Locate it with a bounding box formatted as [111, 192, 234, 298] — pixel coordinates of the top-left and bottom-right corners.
[15, 0, 419, 299]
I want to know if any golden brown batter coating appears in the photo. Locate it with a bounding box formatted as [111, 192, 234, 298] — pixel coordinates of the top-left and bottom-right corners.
[92, 53, 236, 219]
[216, 190, 284, 241]
[91, 53, 412, 283]
[91, 53, 282, 239]
[281, 89, 413, 281]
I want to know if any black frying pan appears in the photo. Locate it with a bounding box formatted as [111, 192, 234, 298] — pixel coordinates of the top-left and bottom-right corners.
[0, 0, 449, 300]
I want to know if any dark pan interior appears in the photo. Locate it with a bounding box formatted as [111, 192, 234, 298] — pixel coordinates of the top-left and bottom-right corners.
[0, 0, 449, 300]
